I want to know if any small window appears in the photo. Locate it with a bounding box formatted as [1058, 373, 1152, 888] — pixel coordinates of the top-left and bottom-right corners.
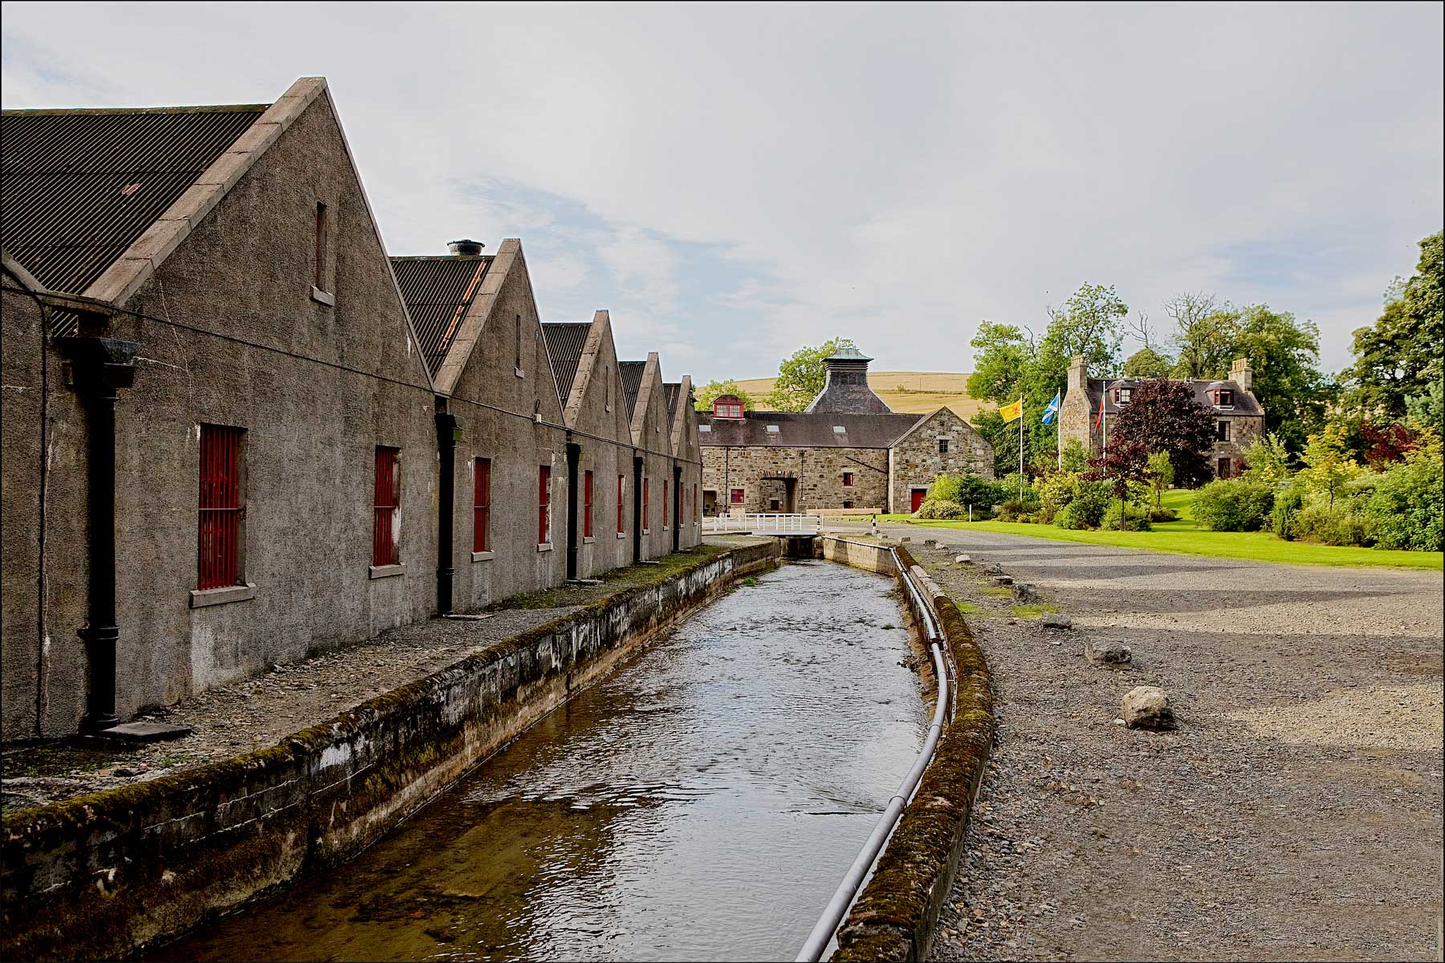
[538, 465, 551, 545]
[584, 470, 594, 538]
[373, 446, 400, 566]
[1216, 420, 1230, 442]
[937, 437, 950, 454]
[843, 500, 854, 510]
[473, 457, 491, 552]
[730, 488, 744, 505]
[617, 475, 626, 534]
[766, 424, 780, 434]
[833, 425, 847, 434]
[313, 202, 329, 291]
[198, 424, 245, 589]
[698, 424, 712, 433]
[769, 498, 781, 511]
[842, 471, 855, 487]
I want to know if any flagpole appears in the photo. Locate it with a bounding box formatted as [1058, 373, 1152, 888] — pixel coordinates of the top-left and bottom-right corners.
[1057, 387, 1062, 471]
[1018, 398, 1024, 502]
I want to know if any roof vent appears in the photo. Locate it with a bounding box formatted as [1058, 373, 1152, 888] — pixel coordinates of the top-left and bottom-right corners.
[448, 238, 485, 256]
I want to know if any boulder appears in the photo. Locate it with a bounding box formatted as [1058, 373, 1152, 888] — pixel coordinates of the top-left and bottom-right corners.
[1013, 582, 1039, 602]
[1120, 686, 1176, 730]
[923, 538, 936, 547]
[1039, 613, 1072, 631]
[1085, 637, 1132, 667]
[900, 537, 911, 543]
[955, 554, 972, 565]
[986, 563, 1004, 575]
[994, 575, 1014, 586]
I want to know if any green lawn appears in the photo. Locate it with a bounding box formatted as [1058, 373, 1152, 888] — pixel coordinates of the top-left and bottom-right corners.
[882, 490, 1443, 571]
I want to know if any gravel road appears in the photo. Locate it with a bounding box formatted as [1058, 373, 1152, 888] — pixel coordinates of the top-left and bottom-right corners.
[886, 526, 1444, 962]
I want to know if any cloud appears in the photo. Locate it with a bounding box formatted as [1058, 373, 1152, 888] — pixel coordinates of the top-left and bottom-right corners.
[3, 1, 1440, 380]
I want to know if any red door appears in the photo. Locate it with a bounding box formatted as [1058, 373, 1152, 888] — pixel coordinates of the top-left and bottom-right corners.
[911, 489, 926, 512]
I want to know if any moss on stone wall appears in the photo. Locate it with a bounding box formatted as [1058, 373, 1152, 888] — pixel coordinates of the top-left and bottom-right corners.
[832, 544, 994, 962]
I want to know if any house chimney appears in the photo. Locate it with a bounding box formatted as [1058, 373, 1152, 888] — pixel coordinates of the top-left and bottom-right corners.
[1068, 354, 1088, 392]
[1230, 357, 1253, 392]
[447, 238, 484, 256]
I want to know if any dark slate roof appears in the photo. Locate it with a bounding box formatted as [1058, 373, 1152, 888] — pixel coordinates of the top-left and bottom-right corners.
[391, 255, 493, 374]
[542, 322, 591, 405]
[697, 410, 922, 448]
[2, 104, 267, 332]
[1087, 378, 1264, 418]
[619, 361, 646, 420]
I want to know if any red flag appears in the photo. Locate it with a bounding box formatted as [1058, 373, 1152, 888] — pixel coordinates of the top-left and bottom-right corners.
[1095, 403, 1103, 428]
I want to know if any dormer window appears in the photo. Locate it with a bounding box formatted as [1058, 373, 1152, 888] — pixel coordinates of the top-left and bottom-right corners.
[1117, 387, 1131, 405]
[1210, 387, 1235, 408]
[712, 395, 744, 419]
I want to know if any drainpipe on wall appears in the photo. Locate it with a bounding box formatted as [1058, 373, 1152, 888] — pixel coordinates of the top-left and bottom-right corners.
[435, 409, 459, 615]
[57, 331, 139, 733]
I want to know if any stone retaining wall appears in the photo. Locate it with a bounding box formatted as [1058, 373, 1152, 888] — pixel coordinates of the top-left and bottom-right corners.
[831, 543, 995, 962]
[0, 540, 781, 961]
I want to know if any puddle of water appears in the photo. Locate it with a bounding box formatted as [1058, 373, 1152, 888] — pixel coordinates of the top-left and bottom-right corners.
[150, 561, 925, 962]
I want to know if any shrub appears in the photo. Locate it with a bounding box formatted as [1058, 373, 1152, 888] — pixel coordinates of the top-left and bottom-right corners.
[1053, 478, 1112, 530]
[1036, 472, 1080, 524]
[914, 498, 967, 520]
[930, 473, 1009, 511]
[1292, 503, 1374, 547]
[1102, 500, 1153, 531]
[1363, 442, 1444, 551]
[1191, 480, 1277, 532]
[993, 497, 1041, 523]
[1149, 506, 1179, 523]
[1271, 487, 1304, 540]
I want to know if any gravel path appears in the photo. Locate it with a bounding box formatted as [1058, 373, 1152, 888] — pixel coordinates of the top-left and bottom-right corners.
[886, 526, 1444, 962]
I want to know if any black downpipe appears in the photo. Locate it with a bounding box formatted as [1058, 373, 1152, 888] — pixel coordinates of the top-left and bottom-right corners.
[565, 441, 581, 580]
[632, 456, 643, 564]
[435, 411, 458, 615]
[60, 334, 138, 733]
[672, 464, 682, 553]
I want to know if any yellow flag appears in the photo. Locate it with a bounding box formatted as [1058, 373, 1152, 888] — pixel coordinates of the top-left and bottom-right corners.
[999, 398, 1023, 422]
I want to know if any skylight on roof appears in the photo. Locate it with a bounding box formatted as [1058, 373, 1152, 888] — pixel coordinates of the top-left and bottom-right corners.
[698, 424, 711, 432]
[766, 425, 780, 433]
[833, 425, 847, 433]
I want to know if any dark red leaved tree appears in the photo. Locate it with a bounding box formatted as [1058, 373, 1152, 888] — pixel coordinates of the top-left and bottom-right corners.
[1360, 421, 1417, 469]
[1086, 439, 1150, 530]
[1106, 379, 1217, 487]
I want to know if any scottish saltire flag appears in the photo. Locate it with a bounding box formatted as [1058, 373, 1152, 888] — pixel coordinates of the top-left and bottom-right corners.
[1042, 391, 1061, 426]
[999, 398, 1023, 422]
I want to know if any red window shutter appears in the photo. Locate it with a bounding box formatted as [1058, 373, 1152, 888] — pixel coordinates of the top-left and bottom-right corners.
[663, 481, 669, 527]
[643, 478, 650, 529]
[474, 457, 491, 552]
[584, 470, 594, 538]
[538, 465, 551, 544]
[373, 447, 400, 566]
[617, 475, 625, 534]
[198, 424, 244, 589]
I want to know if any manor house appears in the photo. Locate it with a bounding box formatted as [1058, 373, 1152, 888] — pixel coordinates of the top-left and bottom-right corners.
[698, 347, 994, 515]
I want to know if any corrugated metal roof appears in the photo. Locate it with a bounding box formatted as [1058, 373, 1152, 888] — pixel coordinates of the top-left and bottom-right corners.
[619, 361, 646, 420]
[391, 256, 492, 374]
[663, 382, 682, 433]
[697, 411, 923, 448]
[1, 105, 267, 332]
[542, 322, 591, 406]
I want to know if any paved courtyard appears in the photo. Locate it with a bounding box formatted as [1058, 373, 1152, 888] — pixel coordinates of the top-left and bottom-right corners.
[877, 525, 1444, 962]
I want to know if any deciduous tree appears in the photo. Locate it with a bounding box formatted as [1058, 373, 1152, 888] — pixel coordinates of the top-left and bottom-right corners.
[765, 337, 856, 411]
[1343, 230, 1444, 419]
[1105, 379, 1217, 487]
[694, 379, 752, 411]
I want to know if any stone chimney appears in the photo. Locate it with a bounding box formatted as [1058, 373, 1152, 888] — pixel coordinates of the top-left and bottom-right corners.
[804, 346, 892, 414]
[1230, 357, 1253, 392]
[447, 238, 485, 256]
[1067, 354, 1088, 392]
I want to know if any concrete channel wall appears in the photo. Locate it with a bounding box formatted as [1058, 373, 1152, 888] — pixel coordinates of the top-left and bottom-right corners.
[821, 539, 995, 963]
[0, 540, 781, 962]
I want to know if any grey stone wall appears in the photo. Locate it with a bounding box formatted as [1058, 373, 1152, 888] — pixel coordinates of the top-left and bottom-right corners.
[887, 408, 995, 513]
[702, 445, 891, 513]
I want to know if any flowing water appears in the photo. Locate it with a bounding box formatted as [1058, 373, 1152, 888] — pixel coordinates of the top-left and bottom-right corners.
[152, 560, 925, 962]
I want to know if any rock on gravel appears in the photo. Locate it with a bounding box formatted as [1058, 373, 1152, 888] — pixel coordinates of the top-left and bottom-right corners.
[1039, 613, 1072, 631]
[1084, 637, 1132, 667]
[1120, 685, 1175, 730]
[955, 554, 972, 565]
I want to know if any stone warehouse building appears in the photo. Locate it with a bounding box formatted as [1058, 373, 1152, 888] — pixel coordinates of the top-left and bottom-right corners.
[699, 347, 994, 515]
[0, 77, 701, 740]
[1058, 355, 1265, 478]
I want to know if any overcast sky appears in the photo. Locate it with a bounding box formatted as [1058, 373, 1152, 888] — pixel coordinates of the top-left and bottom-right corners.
[3, 2, 1441, 382]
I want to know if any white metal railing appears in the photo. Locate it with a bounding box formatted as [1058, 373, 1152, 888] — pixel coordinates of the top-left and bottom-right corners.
[703, 513, 823, 533]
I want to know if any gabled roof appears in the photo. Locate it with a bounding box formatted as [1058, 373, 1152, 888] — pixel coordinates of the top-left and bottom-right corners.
[619, 361, 647, 420]
[392, 255, 493, 374]
[1086, 377, 1264, 418]
[1, 103, 267, 332]
[541, 322, 592, 407]
[697, 410, 923, 448]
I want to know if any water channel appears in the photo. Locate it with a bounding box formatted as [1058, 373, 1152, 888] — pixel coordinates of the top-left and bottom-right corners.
[151, 560, 926, 962]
